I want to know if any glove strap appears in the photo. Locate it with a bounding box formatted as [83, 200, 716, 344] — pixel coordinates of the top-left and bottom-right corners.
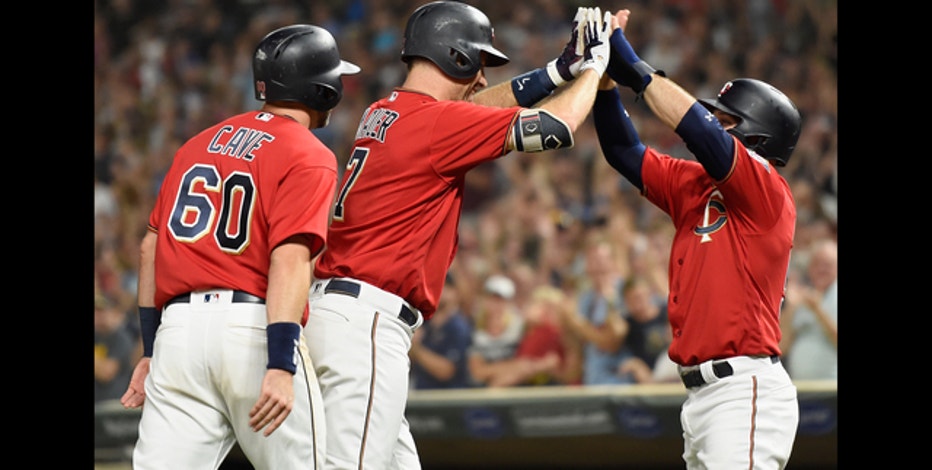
[632, 61, 665, 100]
[545, 59, 569, 87]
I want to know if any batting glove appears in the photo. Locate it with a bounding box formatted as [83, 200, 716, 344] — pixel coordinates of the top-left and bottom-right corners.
[579, 8, 611, 78]
[545, 7, 587, 86]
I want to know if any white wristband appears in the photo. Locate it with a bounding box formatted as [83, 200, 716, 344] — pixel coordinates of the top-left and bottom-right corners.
[545, 59, 567, 87]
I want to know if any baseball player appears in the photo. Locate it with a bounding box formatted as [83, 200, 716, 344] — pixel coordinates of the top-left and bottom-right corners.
[305, 2, 611, 468]
[593, 9, 802, 469]
[119, 24, 360, 469]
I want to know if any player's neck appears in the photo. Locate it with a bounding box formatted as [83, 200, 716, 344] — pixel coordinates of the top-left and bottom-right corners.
[402, 64, 469, 102]
[260, 103, 312, 128]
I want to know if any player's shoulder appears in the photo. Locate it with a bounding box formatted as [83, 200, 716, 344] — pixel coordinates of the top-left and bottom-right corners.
[643, 146, 704, 176]
[391, 88, 517, 115]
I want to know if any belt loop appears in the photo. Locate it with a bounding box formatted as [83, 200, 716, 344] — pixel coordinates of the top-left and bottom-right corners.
[698, 361, 717, 385]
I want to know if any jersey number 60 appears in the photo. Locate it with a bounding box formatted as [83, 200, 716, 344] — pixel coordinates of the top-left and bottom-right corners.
[168, 163, 255, 255]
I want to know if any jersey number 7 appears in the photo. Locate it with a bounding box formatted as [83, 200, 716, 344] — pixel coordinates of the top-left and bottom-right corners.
[332, 147, 369, 221]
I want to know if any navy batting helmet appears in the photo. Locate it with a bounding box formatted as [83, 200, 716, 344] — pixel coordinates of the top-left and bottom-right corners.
[400, 1, 509, 80]
[253, 24, 360, 112]
[699, 78, 801, 166]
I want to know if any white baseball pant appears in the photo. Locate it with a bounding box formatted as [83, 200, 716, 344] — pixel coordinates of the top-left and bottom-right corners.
[132, 289, 326, 470]
[678, 355, 798, 469]
[307, 277, 424, 470]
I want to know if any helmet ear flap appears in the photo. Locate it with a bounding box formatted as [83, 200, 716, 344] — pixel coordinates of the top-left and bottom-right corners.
[311, 83, 341, 111]
[449, 48, 467, 67]
[448, 47, 477, 76]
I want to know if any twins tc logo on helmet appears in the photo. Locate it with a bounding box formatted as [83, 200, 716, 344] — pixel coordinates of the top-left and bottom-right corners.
[718, 81, 733, 97]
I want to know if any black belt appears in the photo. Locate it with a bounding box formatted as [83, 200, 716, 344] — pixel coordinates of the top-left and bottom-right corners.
[324, 279, 418, 327]
[680, 355, 779, 389]
[164, 290, 266, 308]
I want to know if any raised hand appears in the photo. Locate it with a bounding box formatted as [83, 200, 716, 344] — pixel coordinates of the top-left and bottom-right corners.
[546, 7, 587, 85]
[606, 9, 663, 94]
[579, 8, 611, 78]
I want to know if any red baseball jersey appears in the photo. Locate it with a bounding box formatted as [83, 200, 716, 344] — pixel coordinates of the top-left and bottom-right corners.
[149, 111, 338, 318]
[314, 89, 522, 319]
[640, 139, 795, 366]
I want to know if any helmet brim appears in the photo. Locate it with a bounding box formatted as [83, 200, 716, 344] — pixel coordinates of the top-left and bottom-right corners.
[482, 46, 510, 67]
[338, 60, 361, 76]
[699, 98, 740, 119]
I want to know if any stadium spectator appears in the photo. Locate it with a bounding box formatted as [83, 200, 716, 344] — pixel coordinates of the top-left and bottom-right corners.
[780, 237, 838, 380]
[94, 293, 138, 403]
[616, 276, 678, 384]
[467, 274, 527, 387]
[559, 236, 631, 385]
[410, 275, 474, 389]
[487, 285, 582, 387]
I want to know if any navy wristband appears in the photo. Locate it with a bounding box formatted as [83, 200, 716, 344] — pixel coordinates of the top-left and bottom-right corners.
[511, 68, 557, 107]
[139, 306, 160, 357]
[607, 29, 664, 97]
[266, 322, 301, 374]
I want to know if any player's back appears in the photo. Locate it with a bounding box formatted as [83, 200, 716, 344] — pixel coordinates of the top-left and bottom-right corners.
[152, 110, 337, 309]
[315, 89, 521, 315]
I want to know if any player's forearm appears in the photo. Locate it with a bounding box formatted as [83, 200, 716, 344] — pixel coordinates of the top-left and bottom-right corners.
[643, 75, 696, 131]
[267, 241, 313, 325]
[265, 240, 312, 374]
[539, 69, 599, 133]
[473, 80, 519, 107]
[137, 230, 158, 308]
[137, 230, 160, 358]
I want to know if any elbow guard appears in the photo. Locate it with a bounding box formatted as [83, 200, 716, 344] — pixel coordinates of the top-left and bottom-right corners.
[513, 108, 574, 152]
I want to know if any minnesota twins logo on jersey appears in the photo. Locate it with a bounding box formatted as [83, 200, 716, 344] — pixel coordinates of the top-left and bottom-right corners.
[694, 189, 726, 243]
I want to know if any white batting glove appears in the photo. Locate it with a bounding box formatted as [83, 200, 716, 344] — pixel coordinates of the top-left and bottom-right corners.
[545, 7, 588, 86]
[578, 8, 611, 78]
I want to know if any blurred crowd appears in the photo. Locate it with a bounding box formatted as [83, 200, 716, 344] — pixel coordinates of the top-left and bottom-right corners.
[94, 0, 837, 401]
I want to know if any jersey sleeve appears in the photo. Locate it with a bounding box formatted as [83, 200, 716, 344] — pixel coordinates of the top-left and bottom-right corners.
[266, 140, 338, 256]
[715, 142, 790, 232]
[639, 146, 698, 221]
[426, 101, 521, 176]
